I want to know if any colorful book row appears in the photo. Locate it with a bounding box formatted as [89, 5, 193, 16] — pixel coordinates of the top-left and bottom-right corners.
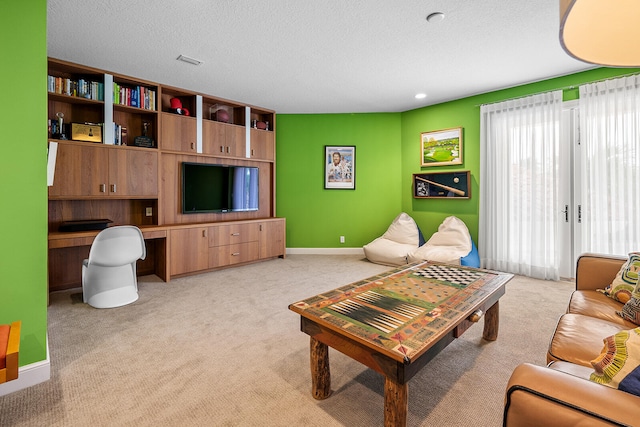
[47, 75, 104, 101]
[113, 83, 156, 111]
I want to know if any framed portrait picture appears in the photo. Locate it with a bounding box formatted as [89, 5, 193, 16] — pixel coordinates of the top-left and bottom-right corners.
[420, 127, 463, 167]
[324, 145, 355, 189]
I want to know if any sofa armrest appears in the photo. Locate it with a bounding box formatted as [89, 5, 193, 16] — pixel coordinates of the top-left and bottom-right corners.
[575, 253, 626, 291]
[504, 363, 640, 427]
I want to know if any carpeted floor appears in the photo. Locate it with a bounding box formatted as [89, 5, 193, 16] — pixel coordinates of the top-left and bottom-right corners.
[0, 255, 574, 426]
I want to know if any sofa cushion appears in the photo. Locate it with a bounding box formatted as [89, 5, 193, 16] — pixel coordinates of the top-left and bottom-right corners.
[598, 252, 640, 303]
[548, 313, 627, 367]
[589, 327, 640, 396]
[568, 290, 637, 328]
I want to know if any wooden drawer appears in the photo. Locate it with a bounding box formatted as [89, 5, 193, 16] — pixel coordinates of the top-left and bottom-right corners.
[209, 223, 260, 247]
[209, 242, 259, 267]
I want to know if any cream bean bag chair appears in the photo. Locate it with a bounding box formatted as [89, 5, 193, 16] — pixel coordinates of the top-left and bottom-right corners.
[407, 216, 475, 266]
[363, 213, 425, 266]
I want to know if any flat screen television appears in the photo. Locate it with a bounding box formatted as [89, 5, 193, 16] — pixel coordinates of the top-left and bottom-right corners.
[182, 162, 259, 214]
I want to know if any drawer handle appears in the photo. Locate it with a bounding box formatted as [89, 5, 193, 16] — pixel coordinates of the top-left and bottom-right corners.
[231, 252, 240, 256]
[100, 183, 106, 193]
[231, 233, 240, 236]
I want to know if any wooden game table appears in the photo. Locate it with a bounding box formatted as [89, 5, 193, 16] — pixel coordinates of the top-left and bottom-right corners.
[289, 261, 513, 427]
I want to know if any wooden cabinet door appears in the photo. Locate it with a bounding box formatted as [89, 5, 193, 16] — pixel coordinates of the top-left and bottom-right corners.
[160, 113, 197, 153]
[109, 149, 158, 197]
[202, 120, 228, 156]
[227, 124, 247, 157]
[48, 142, 108, 198]
[259, 219, 285, 259]
[202, 121, 246, 157]
[250, 129, 275, 161]
[170, 228, 209, 275]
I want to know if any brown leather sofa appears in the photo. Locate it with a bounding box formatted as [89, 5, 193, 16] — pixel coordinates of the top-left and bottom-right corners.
[503, 253, 640, 427]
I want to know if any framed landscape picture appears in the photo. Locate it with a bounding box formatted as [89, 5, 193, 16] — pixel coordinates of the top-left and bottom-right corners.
[421, 127, 463, 167]
[324, 145, 355, 189]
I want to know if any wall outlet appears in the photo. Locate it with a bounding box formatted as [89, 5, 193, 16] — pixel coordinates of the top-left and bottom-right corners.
[340, 235, 345, 244]
[145, 207, 153, 217]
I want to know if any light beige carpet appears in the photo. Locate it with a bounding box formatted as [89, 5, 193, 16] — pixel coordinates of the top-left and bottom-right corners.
[0, 255, 574, 426]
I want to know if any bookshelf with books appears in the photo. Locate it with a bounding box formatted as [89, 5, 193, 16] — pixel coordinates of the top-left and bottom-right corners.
[47, 59, 105, 142]
[112, 73, 158, 148]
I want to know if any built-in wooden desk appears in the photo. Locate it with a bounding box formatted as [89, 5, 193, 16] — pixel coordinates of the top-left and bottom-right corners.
[48, 225, 169, 292]
[47, 218, 286, 293]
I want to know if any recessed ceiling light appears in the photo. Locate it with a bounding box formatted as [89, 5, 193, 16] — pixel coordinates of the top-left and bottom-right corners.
[177, 55, 203, 66]
[426, 12, 445, 23]
[415, 93, 427, 99]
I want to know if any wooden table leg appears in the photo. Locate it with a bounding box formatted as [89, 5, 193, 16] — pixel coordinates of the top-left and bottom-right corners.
[310, 337, 331, 399]
[384, 377, 408, 427]
[483, 300, 499, 341]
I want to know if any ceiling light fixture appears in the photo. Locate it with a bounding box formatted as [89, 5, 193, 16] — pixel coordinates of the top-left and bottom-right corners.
[415, 93, 427, 99]
[176, 55, 203, 66]
[426, 12, 445, 23]
[560, 0, 640, 67]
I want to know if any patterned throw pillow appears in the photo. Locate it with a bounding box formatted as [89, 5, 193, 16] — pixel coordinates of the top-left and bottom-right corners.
[599, 252, 640, 303]
[590, 328, 640, 396]
[618, 297, 640, 325]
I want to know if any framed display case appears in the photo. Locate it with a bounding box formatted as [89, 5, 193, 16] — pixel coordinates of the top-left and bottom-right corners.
[413, 170, 470, 199]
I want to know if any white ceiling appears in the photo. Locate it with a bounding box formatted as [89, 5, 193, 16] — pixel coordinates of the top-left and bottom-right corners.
[47, 0, 594, 114]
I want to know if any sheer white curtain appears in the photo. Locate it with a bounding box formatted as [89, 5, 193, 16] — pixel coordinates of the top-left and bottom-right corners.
[479, 91, 563, 280]
[578, 75, 640, 255]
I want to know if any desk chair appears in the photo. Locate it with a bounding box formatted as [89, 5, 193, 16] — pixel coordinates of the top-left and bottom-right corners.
[82, 225, 146, 308]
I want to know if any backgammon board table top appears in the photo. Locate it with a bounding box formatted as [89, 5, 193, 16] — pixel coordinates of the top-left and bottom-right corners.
[289, 260, 512, 364]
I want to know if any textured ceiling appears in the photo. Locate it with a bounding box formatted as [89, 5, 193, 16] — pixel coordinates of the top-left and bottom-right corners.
[47, 0, 594, 114]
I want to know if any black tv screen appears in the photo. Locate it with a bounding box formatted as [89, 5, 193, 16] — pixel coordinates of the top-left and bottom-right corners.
[182, 162, 259, 214]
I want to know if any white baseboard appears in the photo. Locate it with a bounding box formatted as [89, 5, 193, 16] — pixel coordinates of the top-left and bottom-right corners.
[286, 247, 365, 255]
[0, 335, 51, 397]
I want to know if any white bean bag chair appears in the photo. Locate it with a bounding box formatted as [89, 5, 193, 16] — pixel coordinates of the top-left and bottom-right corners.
[407, 216, 472, 265]
[363, 213, 424, 266]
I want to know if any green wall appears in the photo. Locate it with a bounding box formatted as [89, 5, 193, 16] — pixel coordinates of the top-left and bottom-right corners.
[0, 0, 48, 365]
[276, 113, 402, 247]
[277, 67, 640, 248]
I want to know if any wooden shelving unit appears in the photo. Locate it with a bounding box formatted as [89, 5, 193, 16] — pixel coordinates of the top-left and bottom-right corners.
[47, 58, 283, 292]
